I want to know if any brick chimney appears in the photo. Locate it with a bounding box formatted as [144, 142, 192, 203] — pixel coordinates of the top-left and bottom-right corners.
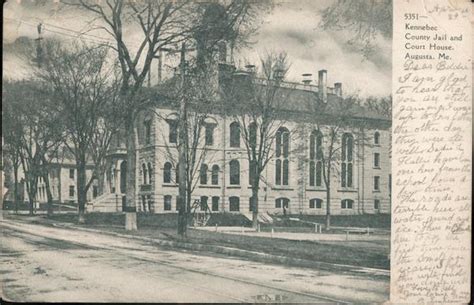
[318, 69, 327, 103]
[334, 82, 342, 97]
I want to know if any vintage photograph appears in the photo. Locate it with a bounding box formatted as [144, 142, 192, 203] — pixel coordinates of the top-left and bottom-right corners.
[2, 0, 392, 303]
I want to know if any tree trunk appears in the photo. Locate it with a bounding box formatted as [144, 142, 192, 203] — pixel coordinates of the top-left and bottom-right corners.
[124, 116, 138, 231]
[251, 184, 259, 230]
[13, 163, 19, 214]
[325, 166, 331, 231]
[325, 188, 331, 230]
[43, 172, 54, 217]
[28, 196, 34, 216]
[77, 157, 87, 224]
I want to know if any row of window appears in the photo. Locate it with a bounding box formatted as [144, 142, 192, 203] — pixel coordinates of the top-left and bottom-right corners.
[162, 159, 383, 191]
[152, 195, 382, 211]
[68, 185, 99, 198]
[158, 120, 382, 149]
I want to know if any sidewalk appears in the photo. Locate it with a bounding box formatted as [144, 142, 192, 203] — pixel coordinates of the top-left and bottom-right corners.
[2, 213, 390, 277]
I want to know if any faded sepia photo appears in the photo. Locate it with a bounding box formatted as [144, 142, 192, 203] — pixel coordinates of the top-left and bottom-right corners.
[2, 0, 393, 303]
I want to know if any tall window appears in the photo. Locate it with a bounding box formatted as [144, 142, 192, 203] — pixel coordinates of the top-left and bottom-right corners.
[141, 195, 147, 212]
[374, 199, 380, 210]
[230, 122, 240, 147]
[309, 198, 323, 209]
[144, 119, 152, 144]
[309, 130, 323, 187]
[147, 162, 153, 184]
[164, 195, 172, 211]
[205, 123, 215, 146]
[93, 185, 98, 198]
[374, 176, 380, 191]
[211, 196, 219, 211]
[275, 127, 290, 185]
[341, 199, 353, 209]
[142, 163, 148, 184]
[69, 185, 75, 197]
[147, 195, 154, 212]
[374, 132, 380, 145]
[249, 122, 257, 148]
[200, 196, 208, 211]
[175, 163, 180, 184]
[163, 162, 172, 183]
[374, 153, 380, 168]
[249, 160, 257, 185]
[211, 165, 219, 185]
[341, 133, 354, 187]
[69, 168, 75, 179]
[229, 196, 240, 211]
[167, 119, 178, 144]
[200, 164, 208, 185]
[229, 159, 240, 185]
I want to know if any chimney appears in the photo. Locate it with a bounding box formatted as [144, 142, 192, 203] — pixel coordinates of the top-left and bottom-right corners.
[318, 69, 327, 103]
[334, 82, 342, 97]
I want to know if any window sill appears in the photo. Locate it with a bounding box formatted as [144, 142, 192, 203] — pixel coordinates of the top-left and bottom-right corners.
[373, 166, 381, 170]
[199, 185, 221, 189]
[373, 190, 381, 193]
[338, 188, 357, 193]
[272, 187, 294, 191]
[306, 187, 326, 192]
[162, 183, 178, 187]
[227, 185, 241, 189]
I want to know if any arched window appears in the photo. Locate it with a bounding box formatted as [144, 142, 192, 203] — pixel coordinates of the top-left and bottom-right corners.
[341, 133, 354, 188]
[275, 127, 290, 185]
[211, 165, 219, 185]
[309, 198, 323, 209]
[200, 163, 208, 185]
[230, 122, 240, 148]
[374, 131, 380, 145]
[147, 162, 153, 184]
[275, 197, 290, 209]
[144, 119, 152, 144]
[167, 119, 178, 144]
[309, 131, 323, 187]
[163, 162, 172, 183]
[204, 123, 215, 146]
[341, 199, 354, 209]
[229, 196, 240, 211]
[229, 159, 240, 185]
[142, 163, 148, 184]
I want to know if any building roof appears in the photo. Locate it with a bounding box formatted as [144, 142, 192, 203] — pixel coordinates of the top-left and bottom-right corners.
[145, 69, 391, 124]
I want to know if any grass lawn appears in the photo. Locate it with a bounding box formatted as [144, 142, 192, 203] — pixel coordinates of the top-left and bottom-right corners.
[43, 212, 390, 270]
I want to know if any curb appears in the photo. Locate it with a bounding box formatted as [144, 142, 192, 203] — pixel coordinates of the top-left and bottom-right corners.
[53, 222, 390, 278]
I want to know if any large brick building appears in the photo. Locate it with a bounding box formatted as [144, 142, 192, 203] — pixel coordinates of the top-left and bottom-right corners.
[90, 64, 391, 217]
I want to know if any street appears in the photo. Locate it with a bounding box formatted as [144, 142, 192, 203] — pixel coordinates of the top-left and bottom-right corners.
[0, 218, 389, 303]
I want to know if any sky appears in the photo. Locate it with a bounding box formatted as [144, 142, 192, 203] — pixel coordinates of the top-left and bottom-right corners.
[3, 0, 392, 97]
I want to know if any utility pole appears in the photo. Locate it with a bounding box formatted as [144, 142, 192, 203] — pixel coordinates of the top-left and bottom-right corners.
[35, 23, 43, 67]
[177, 42, 188, 237]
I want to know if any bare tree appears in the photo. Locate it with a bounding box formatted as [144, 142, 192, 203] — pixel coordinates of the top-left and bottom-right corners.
[3, 80, 63, 216]
[301, 96, 372, 229]
[68, 0, 265, 230]
[225, 52, 291, 229]
[36, 41, 121, 223]
[3, 81, 26, 214]
[319, 0, 392, 57]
